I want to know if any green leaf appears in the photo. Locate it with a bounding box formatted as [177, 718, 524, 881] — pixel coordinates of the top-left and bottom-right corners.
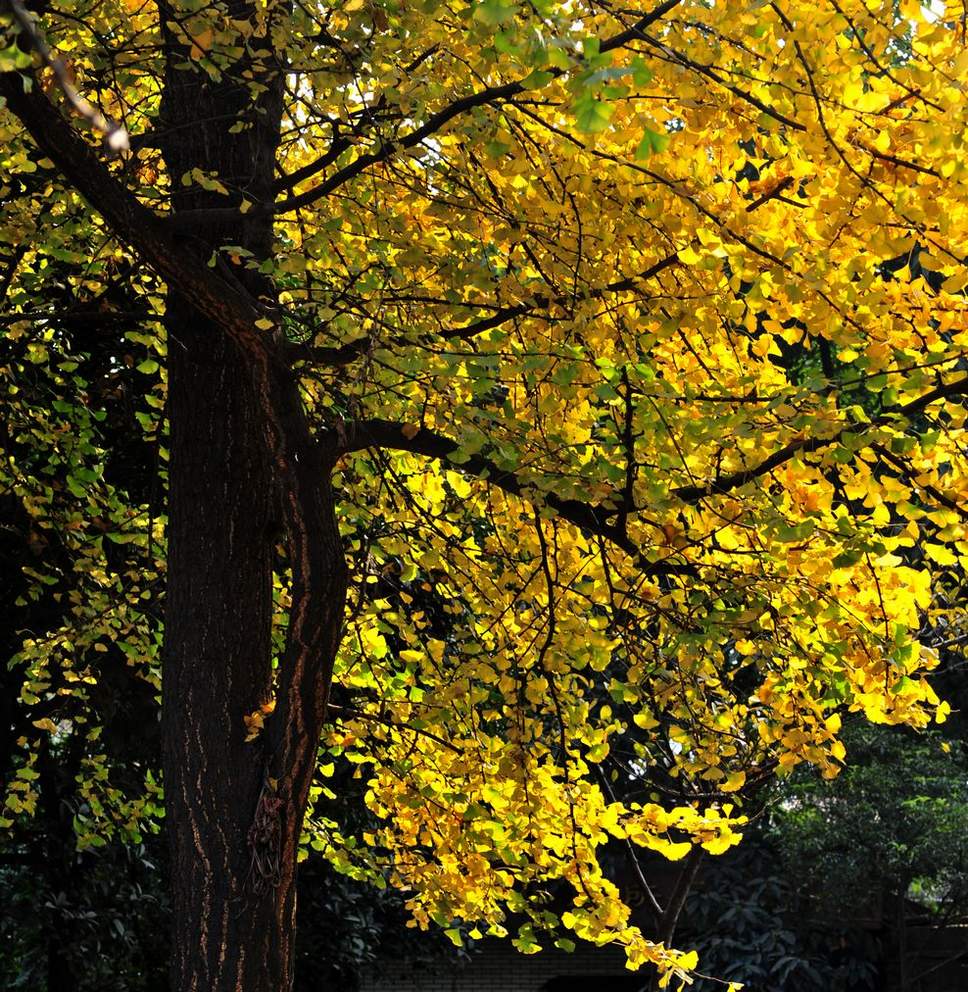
[572, 92, 614, 133]
[833, 549, 864, 569]
[472, 0, 517, 27]
[0, 43, 33, 72]
[520, 69, 554, 90]
[630, 56, 653, 86]
[635, 125, 671, 159]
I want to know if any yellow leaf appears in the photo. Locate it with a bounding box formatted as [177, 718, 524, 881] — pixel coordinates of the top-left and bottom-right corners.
[925, 543, 957, 566]
[677, 244, 701, 266]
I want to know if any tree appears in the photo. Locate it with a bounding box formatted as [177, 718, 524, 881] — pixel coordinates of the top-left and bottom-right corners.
[1, 0, 967, 989]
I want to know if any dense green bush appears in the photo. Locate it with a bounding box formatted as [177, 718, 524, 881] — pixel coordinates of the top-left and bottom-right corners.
[680, 720, 968, 991]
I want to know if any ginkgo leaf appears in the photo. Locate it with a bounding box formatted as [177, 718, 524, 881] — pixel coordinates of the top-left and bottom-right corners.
[573, 92, 615, 133]
[924, 543, 957, 567]
[472, 0, 517, 26]
[635, 125, 670, 158]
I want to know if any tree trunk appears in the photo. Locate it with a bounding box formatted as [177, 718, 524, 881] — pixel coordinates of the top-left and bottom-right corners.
[0, 2, 349, 986]
[37, 736, 81, 991]
[158, 7, 345, 989]
[163, 290, 290, 989]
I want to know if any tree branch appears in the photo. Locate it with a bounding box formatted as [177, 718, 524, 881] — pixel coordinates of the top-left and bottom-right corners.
[674, 431, 836, 504]
[331, 419, 696, 577]
[1, 0, 128, 151]
[334, 373, 968, 564]
[0, 70, 275, 361]
[447, 251, 681, 340]
[674, 375, 968, 504]
[283, 335, 370, 367]
[167, 0, 686, 228]
[273, 123, 351, 193]
[278, 0, 685, 211]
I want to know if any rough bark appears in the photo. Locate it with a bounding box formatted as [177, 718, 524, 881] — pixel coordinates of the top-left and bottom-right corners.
[157, 7, 347, 990]
[163, 290, 284, 991]
[0, 0, 352, 985]
[157, 10, 287, 986]
[0, 7, 348, 991]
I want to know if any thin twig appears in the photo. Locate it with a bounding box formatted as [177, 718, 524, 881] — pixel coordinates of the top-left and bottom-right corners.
[3, 0, 128, 151]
